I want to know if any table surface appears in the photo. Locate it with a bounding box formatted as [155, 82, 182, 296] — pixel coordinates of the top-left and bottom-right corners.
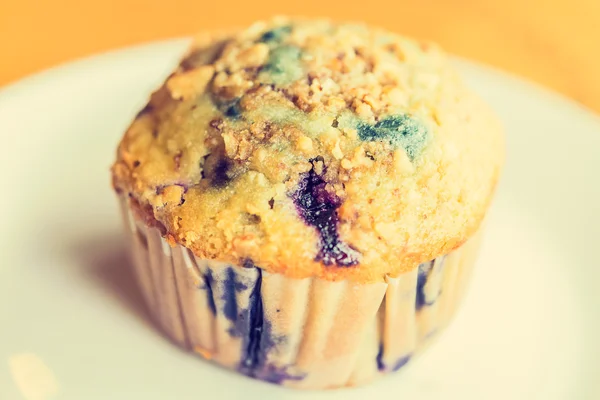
[1, 0, 599, 113]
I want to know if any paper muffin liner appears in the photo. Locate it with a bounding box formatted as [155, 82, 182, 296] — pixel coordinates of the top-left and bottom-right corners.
[118, 197, 482, 389]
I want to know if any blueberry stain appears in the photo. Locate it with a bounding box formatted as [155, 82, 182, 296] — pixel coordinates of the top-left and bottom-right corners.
[357, 114, 430, 160]
[212, 159, 231, 188]
[200, 154, 209, 179]
[202, 270, 217, 316]
[210, 95, 243, 120]
[250, 363, 305, 385]
[241, 268, 264, 368]
[224, 100, 243, 119]
[376, 343, 385, 371]
[392, 355, 412, 372]
[291, 160, 360, 266]
[376, 343, 412, 372]
[415, 261, 433, 310]
[266, 46, 300, 73]
[135, 103, 153, 119]
[203, 264, 304, 384]
[263, 45, 303, 85]
[415, 257, 444, 310]
[222, 267, 248, 322]
[237, 270, 304, 383]
[260, 25, 292, 43]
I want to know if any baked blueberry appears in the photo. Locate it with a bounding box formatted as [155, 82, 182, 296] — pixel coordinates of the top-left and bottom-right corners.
[292, 161, 360, 266]
[358, 114, 430, 160]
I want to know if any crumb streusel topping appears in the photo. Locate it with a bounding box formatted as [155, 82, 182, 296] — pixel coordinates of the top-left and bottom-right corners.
[112, 17, 503, 283]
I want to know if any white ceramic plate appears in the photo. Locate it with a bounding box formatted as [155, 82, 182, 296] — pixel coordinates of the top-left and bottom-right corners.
[0, 40, 599, 400]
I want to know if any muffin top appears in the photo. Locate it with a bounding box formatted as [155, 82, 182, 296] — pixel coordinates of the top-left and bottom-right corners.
[112, 17, 503, 283]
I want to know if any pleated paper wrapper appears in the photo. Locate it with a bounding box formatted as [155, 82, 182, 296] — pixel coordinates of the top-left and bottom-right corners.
[119, 197, 482, 389]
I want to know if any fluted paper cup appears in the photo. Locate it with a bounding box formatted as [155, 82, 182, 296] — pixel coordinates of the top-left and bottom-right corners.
[118, 196, 482, 389]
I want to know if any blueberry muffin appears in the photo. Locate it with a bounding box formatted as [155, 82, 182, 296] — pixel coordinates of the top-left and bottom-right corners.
[111, 17, 503, 389]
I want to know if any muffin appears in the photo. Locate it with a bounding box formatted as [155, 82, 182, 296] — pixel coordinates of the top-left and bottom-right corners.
[111, 17, 503, 389]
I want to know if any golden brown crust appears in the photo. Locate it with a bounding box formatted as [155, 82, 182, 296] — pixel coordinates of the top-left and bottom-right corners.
[112, 17, 504, 283]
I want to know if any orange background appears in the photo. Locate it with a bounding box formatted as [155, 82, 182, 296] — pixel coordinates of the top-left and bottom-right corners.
[1, 0, 599, 112]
